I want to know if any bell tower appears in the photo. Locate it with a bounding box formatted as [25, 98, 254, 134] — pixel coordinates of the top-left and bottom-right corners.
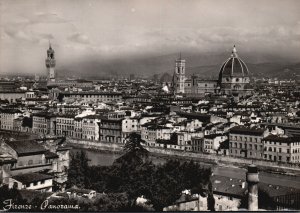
[173, 53, 186, 94]
[45, 42, 56, 83]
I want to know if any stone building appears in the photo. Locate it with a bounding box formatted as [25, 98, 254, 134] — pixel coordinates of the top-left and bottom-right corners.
[0, 139, 70, 192]
[229, 126, 268, 159]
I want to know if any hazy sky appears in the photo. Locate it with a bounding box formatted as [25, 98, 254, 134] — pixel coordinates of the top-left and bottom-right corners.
[1, 0, 300, 74]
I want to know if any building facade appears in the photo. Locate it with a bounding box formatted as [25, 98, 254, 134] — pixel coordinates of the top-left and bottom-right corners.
[263, 135, 300, 163]
[0, 109, 22, 130]
[229, 126, 268, 159]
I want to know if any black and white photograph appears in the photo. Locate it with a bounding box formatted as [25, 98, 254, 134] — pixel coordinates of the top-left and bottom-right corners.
[0, 0, 300, 211]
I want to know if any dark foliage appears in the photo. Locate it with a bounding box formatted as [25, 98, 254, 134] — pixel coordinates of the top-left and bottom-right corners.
[63, 133, 212, 211]
[0, 185, 24, 211]
[66, 150, 90, 189]
[114, 132, 149, 166]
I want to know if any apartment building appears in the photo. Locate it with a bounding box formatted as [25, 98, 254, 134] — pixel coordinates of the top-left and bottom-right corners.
[122, 117, 139, 143]
[74, 117, 83, 139]
[32, 112, 56, 135]
[56, 114, 76, 137]
[203, 134, 228, 154]
[0, 109, 22, 130]
[82, 115, 101, 141]
[229, 126, 269, 159]
[263, 135, 300, 163]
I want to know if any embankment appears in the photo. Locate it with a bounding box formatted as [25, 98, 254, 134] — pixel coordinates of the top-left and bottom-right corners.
[67, 138, 300, 176]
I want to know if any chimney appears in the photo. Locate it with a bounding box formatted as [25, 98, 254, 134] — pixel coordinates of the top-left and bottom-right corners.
[246, 164, 259, 211]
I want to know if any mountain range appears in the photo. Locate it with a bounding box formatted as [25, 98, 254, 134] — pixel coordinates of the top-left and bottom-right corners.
[57, 52, 300, 80]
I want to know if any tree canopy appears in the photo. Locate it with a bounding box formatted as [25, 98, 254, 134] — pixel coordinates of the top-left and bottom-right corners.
[66, 133, 213, 211]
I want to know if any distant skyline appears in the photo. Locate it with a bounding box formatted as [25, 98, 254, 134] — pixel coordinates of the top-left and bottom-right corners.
[1, 0, 300, 75]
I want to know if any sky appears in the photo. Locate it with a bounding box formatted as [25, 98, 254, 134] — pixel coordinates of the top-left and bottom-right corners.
[1, 0, 300, 75]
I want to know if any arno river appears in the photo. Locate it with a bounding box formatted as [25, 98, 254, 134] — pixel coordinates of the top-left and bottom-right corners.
[72, 148, 300, 189]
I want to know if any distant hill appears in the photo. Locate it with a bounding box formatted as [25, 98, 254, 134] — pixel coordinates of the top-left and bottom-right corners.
[57, 51, 300, 80]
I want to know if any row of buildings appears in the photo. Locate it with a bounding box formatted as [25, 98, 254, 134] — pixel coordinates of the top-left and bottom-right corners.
[0, 44, 299, 171]
[1, 101, 300, 164]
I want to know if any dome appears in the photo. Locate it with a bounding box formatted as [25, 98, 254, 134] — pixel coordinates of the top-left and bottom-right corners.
[160, 72, 173, 82]
[219, 45, 249, 79]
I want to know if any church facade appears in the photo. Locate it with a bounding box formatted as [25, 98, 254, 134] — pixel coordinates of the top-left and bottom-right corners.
[170, 46, 253, 99]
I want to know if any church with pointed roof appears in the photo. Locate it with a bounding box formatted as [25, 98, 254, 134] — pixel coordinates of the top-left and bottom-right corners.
[170, 45, 253, 100]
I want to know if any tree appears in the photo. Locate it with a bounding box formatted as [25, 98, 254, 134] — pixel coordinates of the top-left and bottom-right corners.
[114, 133, 149, 166]
[67, 145, 212, 211]
[67, 150, 90, 188]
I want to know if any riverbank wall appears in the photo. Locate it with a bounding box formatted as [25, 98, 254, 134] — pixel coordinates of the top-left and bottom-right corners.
[66, 138, 300, 176]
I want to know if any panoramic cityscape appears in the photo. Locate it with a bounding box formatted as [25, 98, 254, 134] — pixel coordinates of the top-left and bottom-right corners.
[1, 0, 300, 211]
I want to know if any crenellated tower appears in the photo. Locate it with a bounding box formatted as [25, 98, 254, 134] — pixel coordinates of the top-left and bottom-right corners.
[45, 42, 56, 83]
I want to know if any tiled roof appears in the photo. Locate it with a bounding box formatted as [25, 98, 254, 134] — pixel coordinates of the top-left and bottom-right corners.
[211, 175, 246, 198]
[263, 135, 300, 143]
[12, 172, 53, 184]
[230, 126, 266, 136]
[212, 175, 300, 198]
[6, 140, 46, 156]
[44, 150, 59, 159]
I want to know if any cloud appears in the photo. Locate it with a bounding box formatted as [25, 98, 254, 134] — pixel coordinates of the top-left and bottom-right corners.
[68, 33, 90, 44]
[4, 28, 39, 43]
[39, 33, 54, 39]
[30, 12, 69, 25]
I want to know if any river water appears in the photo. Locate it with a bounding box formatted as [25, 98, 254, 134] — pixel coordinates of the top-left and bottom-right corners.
[71, 148, 300, 189]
